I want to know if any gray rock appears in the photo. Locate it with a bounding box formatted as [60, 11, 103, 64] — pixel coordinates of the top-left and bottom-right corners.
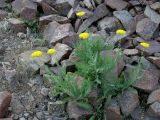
[41, 87, 50, 96]
[136, 18, 159, 39]
[19, 117, 26, 120]
[50, 23, 75, 45]
[113, 10, 136, 33]
[97, 17, 122, 33]
[119, 88, 139, 116]
[51, 43, 72, 65]
[144, 6, 160, 24]
[147, 89, 160, 104]
[105, 0, 129, 10]
[150, 2, 160, 11]
[78, 4, 109, 33]
[147, 57, 160, 69]
[123, 49, 139, 56]
[148, 102, 160, 117]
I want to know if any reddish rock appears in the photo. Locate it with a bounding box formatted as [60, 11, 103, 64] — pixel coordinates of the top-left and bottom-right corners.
[148, 102, 160, 117]
[8, 18, 26, 33]
[119, 88, 139, 116]
[67, 102, 93, 120]
[133, 70, 160, 92]
[0, 91, 12, 118]
[147, 89, 160, 104]
[104, 99, 121, 120]
[12, 0, 37, 20]
[41, 2, 57, 15]
[105, 0, 129, 10]
[0, 118, 12, 120]
[147, 57, 160, 69]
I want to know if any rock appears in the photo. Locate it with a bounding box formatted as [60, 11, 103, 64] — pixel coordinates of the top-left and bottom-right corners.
[67, 8, 75, 19]
[97, 17, 122, 33]
[150, 2, 160, 11]
[0, 91, 12, 118]
[12, 0, 37, 20]
[17, 32, 26, 39]
[48, 101, 65, 115]
[61, 59, 75, 72]
[83, 0, 94, 10]
[51, 43, 72, 65]
[0, 118, 12, 120]
[41, 87, 50, 96]
[88, 87, 99, 106]
[104, 99, 121, 120]
[105, 0, 129, 10]
[78, 4, 109, 33]
[40, 2, 57, 15]
[147, 57, 160, 69]
[0, 10, 8, 21]
[148, 102, 160, 117]
[18, 49, 50, 73]
[147, 89, 160, 104]
[136, 41, 160, 56]
[50, 23, 75, 45]
[133, 70, 160, 92]
[107, 33, 128, 43]
[136, 18, 159, 40]
[8, 18, 26, 33]
[123, 49, 139, 56]
[67, 102, 93, 120]
[119, 88, 139, 116]
[113, 10, 136, 33]
[0, 0, 6, 8]
[131, 106, 144, 120]
[53, 0, 73, 16]
[144, 6, 160, 24]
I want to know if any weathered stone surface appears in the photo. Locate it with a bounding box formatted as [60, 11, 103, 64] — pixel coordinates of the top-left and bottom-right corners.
[18, 49, 50, 73]
[119, 88, 139, 116]
[104, 99, 121, 120]
[0, 118, 12, 120]
[131, 106, 144, 120]
[50, 23, 75, 45]
[0, 91, 12, 118]
[123, 49, 139, 56]
[0, 10, 8, 20]
[51, 43, 72, 65]
[148, 89, 160, 104]
[0, 0, 6, 8]
[113, 10, 136, 33]
[150, 2, 160, 11]
[83, 0, 94, 10]
[78, 4, 109, 33]
[41, 2, 57, 15]
[136, 18, 159, 39]
[8, 18, 26, 33]
[97, 17, 122, 33]
[133, 70, 160, 92]
[12, 0, 37, 20]
[48, 101, 65, 114]
[136, 41, 160, 56]
[144, 6, 160, 24]
[147, 57, 160, 69]
[67, 102, 93, 120]
[148, 102, 160, 117]
[105, 0, 129, 10]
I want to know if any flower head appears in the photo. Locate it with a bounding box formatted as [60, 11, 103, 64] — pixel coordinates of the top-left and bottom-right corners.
[79, 32, 90, 40]
[76, 11, 86, 17]
[47, 48, 56, 55]
[140, 42, 150, 48]
[31, 50, 43, 57]
[116, 29, 127, 35]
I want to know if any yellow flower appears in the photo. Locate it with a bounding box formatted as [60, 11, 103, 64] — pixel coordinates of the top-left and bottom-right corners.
[140, 42, 150, 48]
[79, 32, 90, 39]
[31, 50, 43, 57]
[116, 29, 127, 35]
[76, 11, 86, 17]
[47, 48, 56, 55]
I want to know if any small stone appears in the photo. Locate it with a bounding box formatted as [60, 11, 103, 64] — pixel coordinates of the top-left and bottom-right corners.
[41, 87, 50, 96]
[123, 49, 139, 56]
[147, 57, 160, 69]
[150, 2, 160, 11]
[17, 32, 26, 39]
[119, 88, 139, 116]
[19, 117, 26, 120]
[136, 18, 159, 39]
[78, 4, 109, 33]
[0, 91, 12, 118]
[148, 102, 160, 117]
[8, 18, 26, 33]
[144, 6, 160, 24]
[40, 2, 57, 15]
[105, 0, 129, 10]
[0, 10, 8, 20]
[133, 70, 160, 92]
[83, 0, 94, 10]
[147, 89, 160, 104]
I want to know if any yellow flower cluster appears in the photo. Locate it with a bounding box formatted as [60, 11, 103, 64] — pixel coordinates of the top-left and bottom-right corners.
[31, 49, 56, 58]
[76, 11, 86, 17]
[116, 29, 127, 35]
[140, 42, 150, 48]
[79, 32, 90, 40]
